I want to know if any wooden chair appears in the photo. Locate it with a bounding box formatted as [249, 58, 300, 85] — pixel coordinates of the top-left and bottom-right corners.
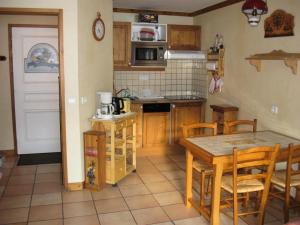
[182, 122, 217, 208]
[223, 119, 257, 135]
[269, 143, 300, 223]
[221, 144, 280, 225]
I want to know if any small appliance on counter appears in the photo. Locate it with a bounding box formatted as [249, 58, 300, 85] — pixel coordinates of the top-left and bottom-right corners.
[96, 92, 114, 119]
[112, 97, 124, 115]
[122, 98, 131, 113]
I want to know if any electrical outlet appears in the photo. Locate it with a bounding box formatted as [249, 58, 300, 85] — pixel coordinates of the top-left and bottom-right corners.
[271, 105, 279, 114]
[80, 96, 88, 104]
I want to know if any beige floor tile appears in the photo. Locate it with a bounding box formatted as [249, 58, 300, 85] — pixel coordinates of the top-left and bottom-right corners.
[63, 201, 96, 218]
[0, 167, 13, 177]
[219, 213, 248, 225]
[145, 181, 176, 194]
[169, 179, 185, 191]
[151, 223, 173, 225]
[0, 186, 4, 196]
[0, 195, 31, 209]
[33, 182, 62, 194]
[163, 204, 199, 221]
[29, 204, 62, 222]
[131, 206, 170, 225]
[64, 215, 100, 225]
[119, 183, 150, 197]
[125, 194, 159, 210]
[162, 170, 185, 180]
[0, 207, 29, 224]
[12, 165, 37, 176]
[94, 197, 128, 213]
[91, 186, 122, 200]
[153, 191, 184, 206]
[35, 173, 61, 183]
[37, 164, 61, 174]
[0, 175, 9, 186]
[28, 219, 63, 225]
[173, 217, 208, 225]
[148, 156, 172, 164]
[8, 174, 35, 185]
[168, 154, 185, 163]
[155, 163, 179, 172]
[99, 211, 136, 225]
[3, 160, 16, 168]
[139, 173, 167, 183]
[118, 173, 143, 186]
[136, 165, 159, 175]
[62, 189, 92, 203]
[175, 161, 186, 170]
[31, 192, 62, 206]
[4, 184, 33, 196]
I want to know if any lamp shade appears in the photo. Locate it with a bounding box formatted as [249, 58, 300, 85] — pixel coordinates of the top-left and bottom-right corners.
[242, 0, 268, 26]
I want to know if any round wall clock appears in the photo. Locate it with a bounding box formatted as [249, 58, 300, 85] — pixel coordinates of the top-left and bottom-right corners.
[92, 12, 105, 41]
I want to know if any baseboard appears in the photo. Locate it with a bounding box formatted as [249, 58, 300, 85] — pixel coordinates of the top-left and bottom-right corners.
[0, 149, 16, 157]
[66, 182, 84, 191]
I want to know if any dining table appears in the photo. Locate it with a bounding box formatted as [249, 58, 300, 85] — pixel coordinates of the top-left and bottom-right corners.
[179, 130, 300, 225]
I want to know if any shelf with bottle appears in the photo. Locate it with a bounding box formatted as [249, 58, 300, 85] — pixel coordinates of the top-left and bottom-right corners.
[131, 22, 167, 42]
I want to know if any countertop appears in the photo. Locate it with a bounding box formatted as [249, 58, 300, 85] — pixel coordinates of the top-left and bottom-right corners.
[130, 97, 207, 104]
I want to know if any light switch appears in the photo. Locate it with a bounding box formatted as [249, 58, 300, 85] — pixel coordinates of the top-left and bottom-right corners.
[80, 96, 88, 104]
[68, 97, 76, 104]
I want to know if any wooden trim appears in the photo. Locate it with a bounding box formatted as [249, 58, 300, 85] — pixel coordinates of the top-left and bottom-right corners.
[66, 182, 84, 191]
[5, 8, 68, 189]
[113, 8, 192, 17]
[114, 0, 244, 17]
[0, 149, 15, 157]
[0, 8, 59, 15]
[9, 24, 58, 28]
[190, 0, 244, 16]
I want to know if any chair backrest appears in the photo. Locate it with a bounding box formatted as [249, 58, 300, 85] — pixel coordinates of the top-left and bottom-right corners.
[232, 144, 280, 188]
[224, 119, 257, 135]
[182, 122, 217, 138]
[285, 144, 300, 187]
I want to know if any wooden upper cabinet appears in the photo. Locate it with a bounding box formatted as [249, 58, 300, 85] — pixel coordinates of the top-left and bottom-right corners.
[113, 22, 131, 69]
[167, 25, 201, 51]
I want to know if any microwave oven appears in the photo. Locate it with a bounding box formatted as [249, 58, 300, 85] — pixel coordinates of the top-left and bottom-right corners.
[131, 42, 167, 67]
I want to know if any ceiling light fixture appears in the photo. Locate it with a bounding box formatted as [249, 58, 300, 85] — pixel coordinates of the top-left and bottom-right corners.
[242, 0, 268, 26]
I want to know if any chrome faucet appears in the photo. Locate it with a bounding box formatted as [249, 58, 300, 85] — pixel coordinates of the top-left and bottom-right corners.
[116, 88, 130, 97]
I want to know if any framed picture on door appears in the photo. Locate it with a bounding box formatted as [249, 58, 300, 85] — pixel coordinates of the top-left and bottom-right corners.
[24, 43, 59, 73]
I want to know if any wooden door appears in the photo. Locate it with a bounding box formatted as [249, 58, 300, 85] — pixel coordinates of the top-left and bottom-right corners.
[130, 103, 143, 148]
[143, 112, 170, 148]
[12, 27, 60, 154]
[113, 22, 131, 68]
[167, 25, 201, 50]
[172, 103, 203, 143]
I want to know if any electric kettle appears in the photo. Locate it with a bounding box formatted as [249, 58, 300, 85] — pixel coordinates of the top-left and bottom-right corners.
[112, 97, 124, 115]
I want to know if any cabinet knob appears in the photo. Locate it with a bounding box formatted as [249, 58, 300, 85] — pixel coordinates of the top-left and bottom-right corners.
[168, 45, 171, 49]
[172, 104, 175, 109]
[140, 105, 143, 109]
[128, 61, 131, 66]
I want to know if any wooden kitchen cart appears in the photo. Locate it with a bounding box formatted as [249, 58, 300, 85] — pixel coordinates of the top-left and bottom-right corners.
[84, 131, 106, 191]
[210, 104, 238, 134]
[90, 113, 137, 185]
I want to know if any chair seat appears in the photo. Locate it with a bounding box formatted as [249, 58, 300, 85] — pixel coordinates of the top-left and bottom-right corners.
[221, 175, 264, 194]
[271, 170, 300, 188]
[193, 160, 213, 173]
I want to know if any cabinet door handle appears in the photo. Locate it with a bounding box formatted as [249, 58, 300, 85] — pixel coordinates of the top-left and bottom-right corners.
[168, 45, 171, 49]
[128, 61, 131, 66]
[140, 105, 143, 109]
[172, 104, 175, 109]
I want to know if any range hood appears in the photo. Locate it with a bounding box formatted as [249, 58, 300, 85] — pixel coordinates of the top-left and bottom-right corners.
[164, 50, 206, 60]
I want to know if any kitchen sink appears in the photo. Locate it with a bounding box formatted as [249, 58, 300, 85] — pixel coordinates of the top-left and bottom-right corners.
[164, 95, 202, 100]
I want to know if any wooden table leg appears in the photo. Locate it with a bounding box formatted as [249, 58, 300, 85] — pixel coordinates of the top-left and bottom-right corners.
[185, 150, 193, 208]
[211, 159, 223, 225]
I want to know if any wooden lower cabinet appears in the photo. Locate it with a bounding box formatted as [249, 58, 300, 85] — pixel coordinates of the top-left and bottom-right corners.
[171, 102, 203, 144]
[130, 103, 143, 148]
[143, 112, 170, 148]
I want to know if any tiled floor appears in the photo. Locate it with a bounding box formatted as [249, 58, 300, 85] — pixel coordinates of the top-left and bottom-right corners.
[0, 154, 299, 225]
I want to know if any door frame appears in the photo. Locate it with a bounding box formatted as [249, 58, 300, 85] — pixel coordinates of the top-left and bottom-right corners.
[1, 8, 68, 187]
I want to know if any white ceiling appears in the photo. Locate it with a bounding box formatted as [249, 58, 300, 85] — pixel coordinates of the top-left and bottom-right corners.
[113, 0, 226, 13]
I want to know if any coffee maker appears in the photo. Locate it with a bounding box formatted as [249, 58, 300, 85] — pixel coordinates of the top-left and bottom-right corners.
[96, 92, 114, 119]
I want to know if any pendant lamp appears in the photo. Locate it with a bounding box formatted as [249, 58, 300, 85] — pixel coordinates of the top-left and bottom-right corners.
[242, 0, 268, 26]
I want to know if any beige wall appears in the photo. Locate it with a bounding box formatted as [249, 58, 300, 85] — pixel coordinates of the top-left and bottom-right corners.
[194, 0, 300, 139]
[0, 0, 82, 183]
[78, 0, 113, 176]
[0, 15, 58, 151]
[113, 12, 193, 25]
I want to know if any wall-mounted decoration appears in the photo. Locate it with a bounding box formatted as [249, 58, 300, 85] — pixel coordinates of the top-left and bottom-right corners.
[92, 12, 105, 41]
[264, 10, 294, 38]
[138, 13, 158, 23]
[0, 56, 7, 61]
[24, 43, 59, 73]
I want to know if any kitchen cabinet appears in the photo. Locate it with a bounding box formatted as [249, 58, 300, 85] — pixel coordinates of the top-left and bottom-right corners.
[167, 25, 201, 51]
[171, 102, 203, 143]
[113, 22, 131, 69]
[130, 103, 143, 148]
[90, 113, 136, 185]
[143, 112, 170, 148]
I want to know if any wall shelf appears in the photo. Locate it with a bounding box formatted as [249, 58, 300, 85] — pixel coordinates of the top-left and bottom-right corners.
[246, 50, 300, 75]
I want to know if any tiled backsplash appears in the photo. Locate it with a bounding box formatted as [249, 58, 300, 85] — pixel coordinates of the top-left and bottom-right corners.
[114, 59, 207, 98]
